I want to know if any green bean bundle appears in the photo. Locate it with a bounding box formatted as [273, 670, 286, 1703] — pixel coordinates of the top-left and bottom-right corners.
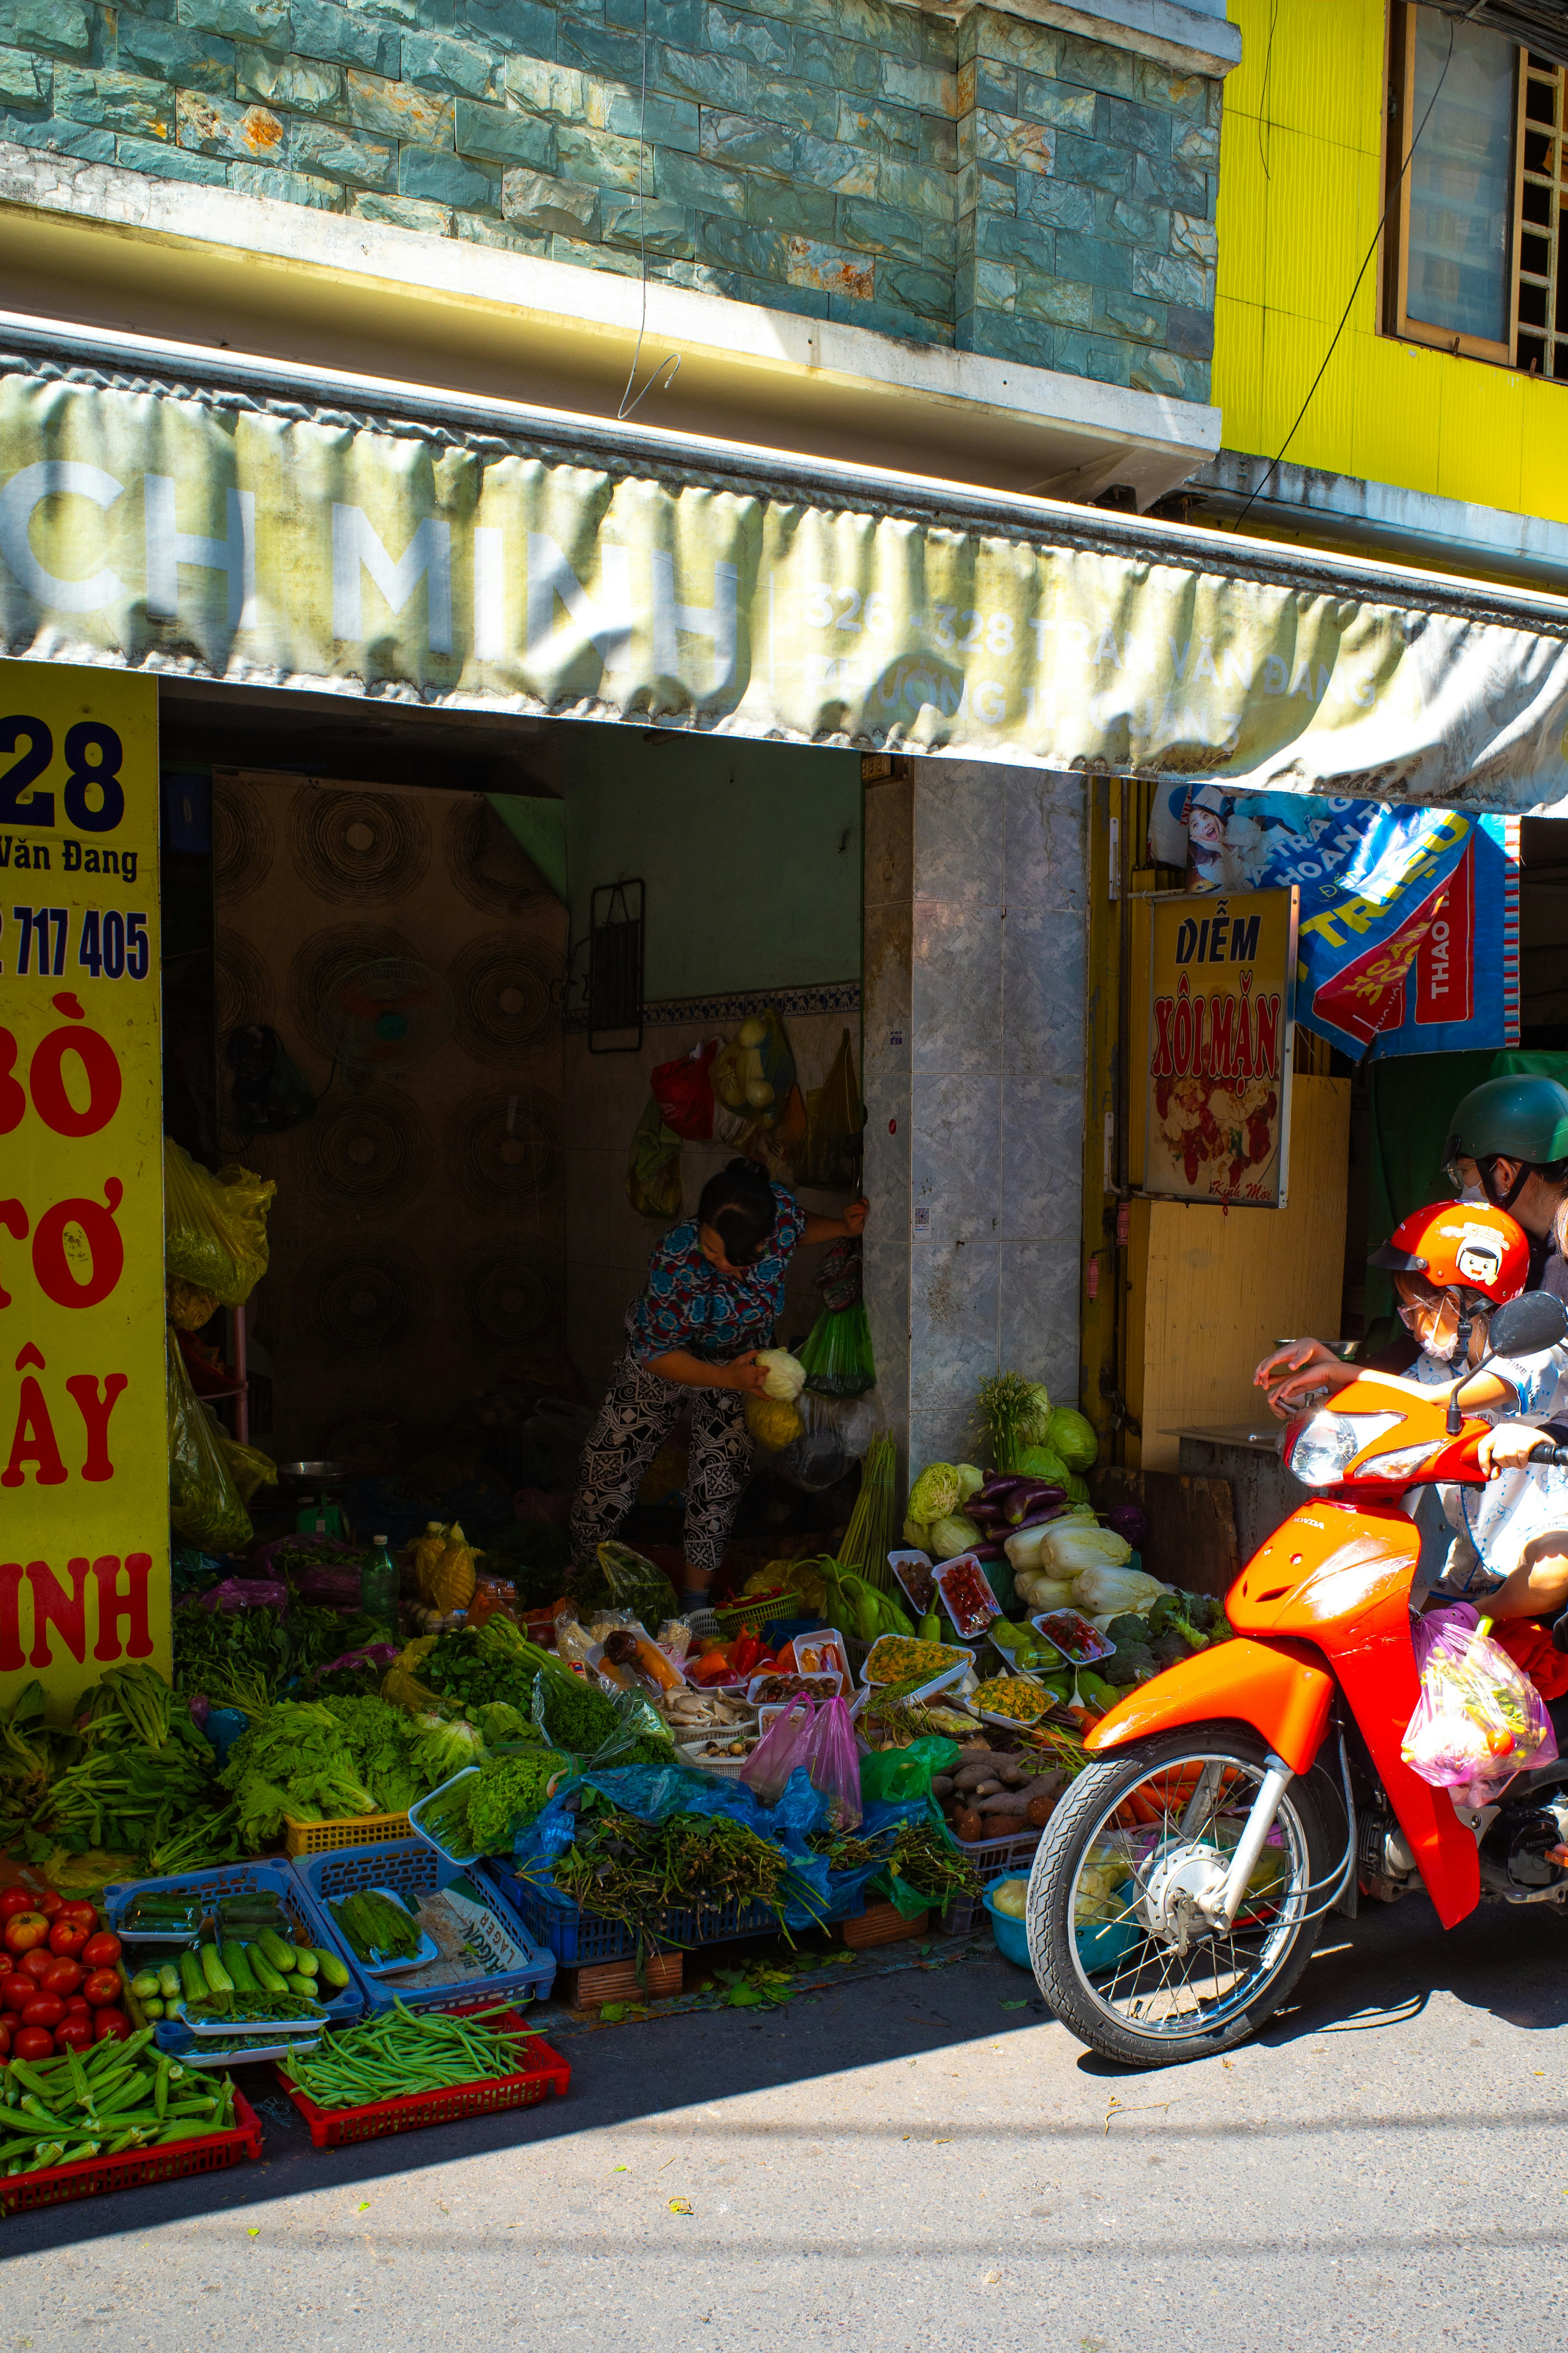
[281, 2001, 539, 2109]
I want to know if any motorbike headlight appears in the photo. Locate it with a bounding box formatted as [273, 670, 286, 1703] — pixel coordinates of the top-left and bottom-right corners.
[1363, 1438, 1445, 1481]
[1286, 1410, 1402, 1488]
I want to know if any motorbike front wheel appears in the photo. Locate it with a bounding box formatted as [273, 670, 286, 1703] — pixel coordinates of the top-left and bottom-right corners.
[1027, 1725, 1338, 2068]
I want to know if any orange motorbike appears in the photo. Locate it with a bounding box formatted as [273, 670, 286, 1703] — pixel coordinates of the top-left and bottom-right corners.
[1026, 1289, 1568, 2067]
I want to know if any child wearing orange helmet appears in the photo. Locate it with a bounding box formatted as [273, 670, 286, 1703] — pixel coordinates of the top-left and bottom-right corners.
[1261, 1203, 1568, 1630]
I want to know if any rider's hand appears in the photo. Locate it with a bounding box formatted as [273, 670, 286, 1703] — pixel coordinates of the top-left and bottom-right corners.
[1478, 1421, 1546, 1475]
[1253, 1340, 1356, 1421]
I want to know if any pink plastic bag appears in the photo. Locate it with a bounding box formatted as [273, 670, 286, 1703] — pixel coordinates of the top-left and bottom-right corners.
[802, 1695, 862, 1831]
[1402, 1604, 1556, 1806]
[741, 1692, 815, 1808]
[198, 1577, 287, 1614]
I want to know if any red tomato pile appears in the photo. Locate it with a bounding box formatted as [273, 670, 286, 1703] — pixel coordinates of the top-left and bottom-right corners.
[0, 1884, 127, 2061]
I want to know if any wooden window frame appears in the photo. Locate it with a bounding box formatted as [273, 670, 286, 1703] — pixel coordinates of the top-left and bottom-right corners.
[1386, 0, 1523, 367]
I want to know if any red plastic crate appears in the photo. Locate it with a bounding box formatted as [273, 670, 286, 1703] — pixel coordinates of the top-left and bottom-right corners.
[273, 2010, 570, 2149]
[0, 2092, 263, 2216]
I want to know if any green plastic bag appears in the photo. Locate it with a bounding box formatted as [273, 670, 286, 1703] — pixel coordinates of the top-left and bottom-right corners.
[167, 1330, 253, 1551]
[858, 1736, 959, 1807]
[626, 1097, 683, 1219]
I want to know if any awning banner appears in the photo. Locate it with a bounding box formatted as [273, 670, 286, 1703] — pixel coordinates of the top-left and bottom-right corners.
[4, 361, 1568, 814]
[1153, 780, 1520, 1059]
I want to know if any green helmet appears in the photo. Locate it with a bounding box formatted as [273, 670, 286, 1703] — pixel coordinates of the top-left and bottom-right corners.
[1443, 1075, 1568, 1175]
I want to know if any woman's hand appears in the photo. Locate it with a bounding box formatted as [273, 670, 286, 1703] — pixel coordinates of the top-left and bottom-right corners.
[1478, 1421, 1549, 1475]
[721, 1353, 772, 1397]
[842, 1197, 869, 1236]
[1253, 1339, 1356, 1420]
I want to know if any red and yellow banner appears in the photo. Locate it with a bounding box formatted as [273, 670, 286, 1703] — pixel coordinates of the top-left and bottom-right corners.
[0, 661, 166, 1715]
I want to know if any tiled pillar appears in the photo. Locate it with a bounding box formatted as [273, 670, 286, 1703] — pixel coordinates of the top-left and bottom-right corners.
[862, 759, 1086, 1485]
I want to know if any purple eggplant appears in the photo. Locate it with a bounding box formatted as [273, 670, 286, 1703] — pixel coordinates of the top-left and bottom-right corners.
[1005, 1503, 1069, 1539]
[999, 1483, 1066, 1527]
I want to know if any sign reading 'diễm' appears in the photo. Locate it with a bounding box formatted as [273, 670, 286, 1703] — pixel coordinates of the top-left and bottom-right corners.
[1134, 887, 1298, 1210]
[0, 660, 167, 1716]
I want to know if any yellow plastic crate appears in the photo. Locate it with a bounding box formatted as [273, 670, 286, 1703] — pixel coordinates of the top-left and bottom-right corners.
[712, 1591, 801, 1634]
[283, 1809, 412, 1858]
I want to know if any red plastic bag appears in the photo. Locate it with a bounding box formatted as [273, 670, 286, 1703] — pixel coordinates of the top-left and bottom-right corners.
[652, 1040, 719, 1141]
[802, 1695, 862, 1831]
[741, 1692, 815, 1808]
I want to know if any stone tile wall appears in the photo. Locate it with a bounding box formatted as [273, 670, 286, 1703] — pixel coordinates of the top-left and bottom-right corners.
[863, 758, 1085, 1480]
[0, 0, 1216, 398]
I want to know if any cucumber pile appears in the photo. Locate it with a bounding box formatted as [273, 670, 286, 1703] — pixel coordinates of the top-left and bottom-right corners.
[327, 1889, 421, 1965]
[131, 1927, 351, 2023]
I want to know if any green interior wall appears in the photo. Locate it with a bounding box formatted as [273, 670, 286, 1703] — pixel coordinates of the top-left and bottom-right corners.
[561, 733, 863, 1001]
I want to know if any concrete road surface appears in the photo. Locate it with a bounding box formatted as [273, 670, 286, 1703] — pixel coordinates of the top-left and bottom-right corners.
[5, 1892, 1566, 2352]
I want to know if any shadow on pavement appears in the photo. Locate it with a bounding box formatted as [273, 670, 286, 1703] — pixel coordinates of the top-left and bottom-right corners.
[7, 1890, 1568, 2259]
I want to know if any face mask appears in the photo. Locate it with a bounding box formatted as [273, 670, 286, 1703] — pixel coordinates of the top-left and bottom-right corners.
[1395, 1277, 1486, 1365]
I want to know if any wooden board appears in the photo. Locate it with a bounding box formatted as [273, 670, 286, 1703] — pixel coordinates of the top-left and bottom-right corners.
[1087, 1467, 1240, 1603]
[1126, 1074, 1351, 1472]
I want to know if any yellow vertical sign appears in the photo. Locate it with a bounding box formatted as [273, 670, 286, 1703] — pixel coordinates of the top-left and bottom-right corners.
[0, 662, 167, 1715]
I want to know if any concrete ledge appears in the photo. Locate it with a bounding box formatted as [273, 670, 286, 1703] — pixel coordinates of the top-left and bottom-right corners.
[0, 138, 1221, 507]
[1190, 448, 1568, 595]
[933, 0, 1242, 79]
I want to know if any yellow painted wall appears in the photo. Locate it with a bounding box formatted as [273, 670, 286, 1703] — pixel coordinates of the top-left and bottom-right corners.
[1217, 0, 1568, 524]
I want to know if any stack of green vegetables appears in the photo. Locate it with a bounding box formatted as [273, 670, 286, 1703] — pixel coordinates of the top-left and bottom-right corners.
[0, 1680, 85, 1863]
[805, 1556, 914, 1645]
[327, 1889, 421, 1965]
[0, 2030, 237, 2173]
[46, 1666, 241, 1875]
[172, 1591, 383, 1714]
[218, 1694, 499, 1845]
[550, 1802, 803, 1948]
[416, 1749, 572, 1858]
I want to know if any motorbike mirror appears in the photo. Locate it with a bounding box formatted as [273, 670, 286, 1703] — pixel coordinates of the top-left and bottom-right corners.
[1445, 1291, 1568, 1436]
[1487, 1292, 1568, 1360]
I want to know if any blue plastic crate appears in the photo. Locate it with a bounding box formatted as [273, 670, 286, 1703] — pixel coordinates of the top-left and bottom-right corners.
[103, 1859, 362, 2045]
[293, 1838, 556, 2015]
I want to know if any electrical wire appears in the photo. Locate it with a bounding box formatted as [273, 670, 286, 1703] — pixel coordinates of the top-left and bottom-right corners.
[1231, 11, 1468, 534]
[617, 4, 680, 423]
[1256, 0, 1279, 183]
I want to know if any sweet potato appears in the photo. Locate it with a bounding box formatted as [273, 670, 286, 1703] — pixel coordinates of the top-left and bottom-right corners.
[931, 1775, 956, 1799]
[953, 1808, 984, 1843]
[1026, 1793, 1055, 1828]
[978, 1789, 1030, 1814]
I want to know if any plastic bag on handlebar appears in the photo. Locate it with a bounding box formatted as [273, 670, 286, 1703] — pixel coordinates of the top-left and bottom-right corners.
[1401, 1603, 1556, 1805]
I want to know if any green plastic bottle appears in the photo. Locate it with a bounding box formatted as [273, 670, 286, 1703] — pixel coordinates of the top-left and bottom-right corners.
[359, 1536, 399, 1637]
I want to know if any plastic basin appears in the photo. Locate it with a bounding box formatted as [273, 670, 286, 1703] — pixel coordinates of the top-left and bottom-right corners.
[982, 1880, 1143, 1973]
[982, 1882, 1032, 1967]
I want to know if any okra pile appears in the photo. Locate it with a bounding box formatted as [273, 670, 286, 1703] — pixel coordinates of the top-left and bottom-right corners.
[0, 2026, 235, 2174]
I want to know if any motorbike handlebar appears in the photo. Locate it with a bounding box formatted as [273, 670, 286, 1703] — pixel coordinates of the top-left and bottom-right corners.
[1528, 1441, 1568, 1465]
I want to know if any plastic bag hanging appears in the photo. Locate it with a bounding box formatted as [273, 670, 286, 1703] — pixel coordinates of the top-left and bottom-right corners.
[1401, 1604, 1555, 1806]
[651, 1039, 719, 1141]
[741, 1691, 817, 1808]
[163, 1138, 274, 1306]
[626, 1096, 684, 1218]
[797, 1238, 876, 1398]
[796, 1028, 865, 1190]
[166, 1327, 253, 1551]
[802, 1695, 863, 1831]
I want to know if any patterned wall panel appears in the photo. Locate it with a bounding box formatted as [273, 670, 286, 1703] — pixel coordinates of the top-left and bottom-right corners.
[214, 769, 566, 1469]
